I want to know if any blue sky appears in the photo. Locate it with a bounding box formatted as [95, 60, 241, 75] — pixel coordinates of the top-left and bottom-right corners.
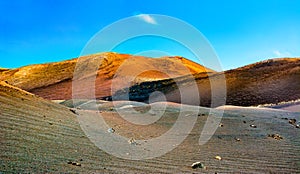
[0, 0, 299, 70]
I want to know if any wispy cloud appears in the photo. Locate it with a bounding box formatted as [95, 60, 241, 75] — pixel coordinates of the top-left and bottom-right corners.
[273, 50, 291, 57]
[137, 14, 157, 25]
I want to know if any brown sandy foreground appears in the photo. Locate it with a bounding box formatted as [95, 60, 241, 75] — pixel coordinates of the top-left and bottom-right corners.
[1, 82, 300, 173]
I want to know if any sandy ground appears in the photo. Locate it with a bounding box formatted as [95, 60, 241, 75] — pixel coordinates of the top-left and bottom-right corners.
[278, 104, 300, 112]
[1, 83, 300, 173]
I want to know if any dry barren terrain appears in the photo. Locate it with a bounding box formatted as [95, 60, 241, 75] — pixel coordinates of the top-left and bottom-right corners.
[1, 81, 299, 173]
[1, 54, 299, 108]
[117, 58, 300, 107]
[0, 52, 211, 100]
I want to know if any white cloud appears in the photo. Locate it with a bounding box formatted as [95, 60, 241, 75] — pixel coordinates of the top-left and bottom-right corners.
[273, 50, 291, 57]
[273, 50, 281, 57]
[137, 14, 157, 25]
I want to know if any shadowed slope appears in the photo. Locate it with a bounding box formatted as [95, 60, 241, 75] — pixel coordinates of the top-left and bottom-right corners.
[224, 58, 300, 106]
[114, 58, 300, 107]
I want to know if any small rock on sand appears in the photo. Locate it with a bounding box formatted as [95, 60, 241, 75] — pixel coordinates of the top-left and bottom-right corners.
[128, 138, 139, 145]
[215, 156, 222, 160]
[68, 161, 82, 166]
[75, 163, 81, 166]
[289, 118, 296, 125]
[250, 124, 257, 128]
[268, 133, 283, 140]
[69, 108, 78, 115]
[235, 137, 241, 141]
[107, 128, 115, 133]
[191, 162, 205, 169]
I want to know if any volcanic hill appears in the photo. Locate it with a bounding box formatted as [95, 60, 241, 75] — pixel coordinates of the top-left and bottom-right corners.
[0, 52, 212, 100]
[1, 56, 300, 173]
[113, 58, 300, 107]
[1, 54, 299, 107]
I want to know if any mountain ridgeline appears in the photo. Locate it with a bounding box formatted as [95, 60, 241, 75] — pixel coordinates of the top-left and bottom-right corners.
[0, 52, 299, 107]
[110, 58, 300, 107]
[0, 52, 212, 100]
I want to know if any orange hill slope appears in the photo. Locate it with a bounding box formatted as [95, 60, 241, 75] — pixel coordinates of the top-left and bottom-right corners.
[113, 58, 300, 107]
[174, 58, 300, 106]
[224, 58, 300, 106]
[0, 52, 213, 100]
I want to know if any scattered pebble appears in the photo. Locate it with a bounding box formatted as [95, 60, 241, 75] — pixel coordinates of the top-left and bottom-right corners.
[250, 124, 257, 128]
[48, 122, 53, 125]
[76, 163, 81, 166]
[235, 137, 241, 141]
[69, 108, 78, 115]
[268, 134, 283, 140]
[285, 118, 299, 128]
[128, 138, 139, 145]
[107, 128, 115, 133]
[289, 119, 297, 125]
[215, 156, 222, 160]
[219, 123, 224, 127]
[191, 162, 205, 169]
[243, 121, 246, 124]
[68, 161, 81, 167]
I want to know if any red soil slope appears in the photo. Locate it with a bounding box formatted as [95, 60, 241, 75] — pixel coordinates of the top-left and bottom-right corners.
[0, 52, 212, 100]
